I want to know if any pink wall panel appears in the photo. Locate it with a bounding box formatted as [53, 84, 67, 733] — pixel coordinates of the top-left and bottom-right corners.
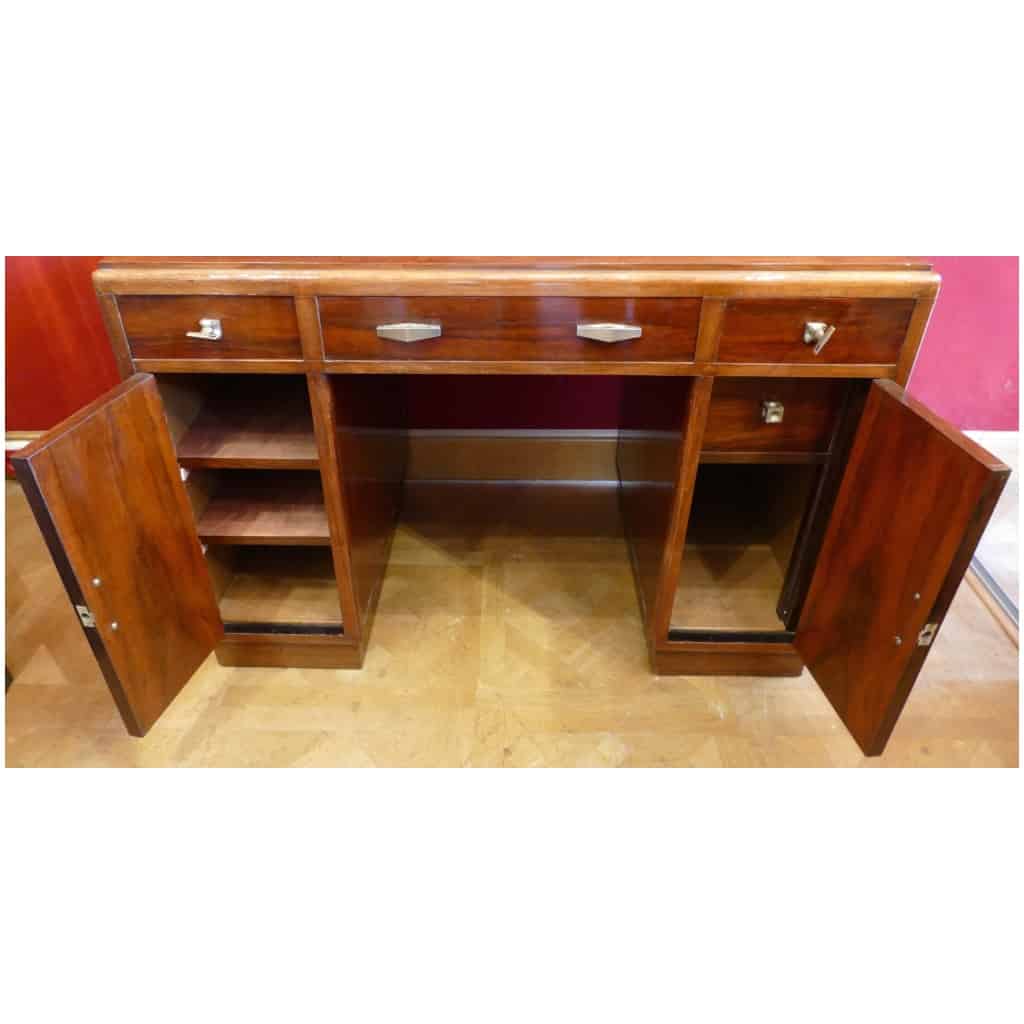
[907, 256, 1018, 430]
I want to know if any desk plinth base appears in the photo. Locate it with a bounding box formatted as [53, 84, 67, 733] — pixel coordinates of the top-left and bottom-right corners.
[216, 634, 364, 669]
[654, 642, 804, 677]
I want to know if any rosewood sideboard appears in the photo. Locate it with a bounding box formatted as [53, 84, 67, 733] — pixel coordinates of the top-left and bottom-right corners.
[12, 257, 1009, 756]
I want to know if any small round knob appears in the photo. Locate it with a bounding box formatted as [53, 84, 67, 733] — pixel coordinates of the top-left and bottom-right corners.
[92, 577, 101, 587]
[893, 635, 902, 646]
[110, 622, 119, 632]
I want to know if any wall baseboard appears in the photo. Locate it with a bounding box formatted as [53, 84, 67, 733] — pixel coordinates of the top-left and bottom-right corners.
[5, 432, 42, 477]
[5, 432, 42, 446]
[407, 429, 618, 482]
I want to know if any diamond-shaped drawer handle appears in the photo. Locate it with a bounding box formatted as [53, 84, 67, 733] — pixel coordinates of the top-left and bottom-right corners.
[577, 323, 642, 343]
[376, 322, 442, 343]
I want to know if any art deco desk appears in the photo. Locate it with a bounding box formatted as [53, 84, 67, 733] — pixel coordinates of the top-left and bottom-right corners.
[12, 257, 1009, 755]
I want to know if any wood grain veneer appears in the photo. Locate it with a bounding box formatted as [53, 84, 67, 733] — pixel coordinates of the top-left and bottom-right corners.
[118, 295, 301, 360]
[314, 360, 902, 379]
[653, 642, 804, 676]
[329, 374, 408, 653]
[718, 298, 917, 364]
[10, 375, 223, 735]
[795, 380, 1010, 755]
[319, 296, 700, 363]
[306, 374, 364, 647]
[94, 262, 941, 300]
[215, 632, 362, 669]
[703, 378, 845, 453]
[100, 257, 936, 270]
[617, 377, 695, 642]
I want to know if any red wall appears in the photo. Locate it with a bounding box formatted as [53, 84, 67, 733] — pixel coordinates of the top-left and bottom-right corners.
[5, 256, 1019, 432]
[5, 256, 116, 431]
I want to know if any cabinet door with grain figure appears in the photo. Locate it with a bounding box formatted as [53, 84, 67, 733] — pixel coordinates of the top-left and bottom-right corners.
[11, 373, 223, 736]
[795, 380, 1010, 755]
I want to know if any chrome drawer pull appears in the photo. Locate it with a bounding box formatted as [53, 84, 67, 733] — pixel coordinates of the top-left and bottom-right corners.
[577, 322, 642, 343]
[803, 321, 836, 355]
[376, 322, 442, 343]
[761, 400, 785, 424]
[185, 318, 222, 341]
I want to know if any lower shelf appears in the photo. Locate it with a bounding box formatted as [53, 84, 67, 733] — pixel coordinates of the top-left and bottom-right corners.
[208, 545, 343, 630]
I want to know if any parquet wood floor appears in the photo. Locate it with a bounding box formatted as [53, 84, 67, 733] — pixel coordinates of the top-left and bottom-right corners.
[4, 480, 1018, 767]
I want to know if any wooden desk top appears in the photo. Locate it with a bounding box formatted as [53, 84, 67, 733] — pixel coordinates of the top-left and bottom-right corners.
[100, 256, 933, 271]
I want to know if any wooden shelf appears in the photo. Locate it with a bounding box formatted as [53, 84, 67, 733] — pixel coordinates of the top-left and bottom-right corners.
[700, 450, 828, 465]
[215, 547, 342, 626]
[178, 396, 318, 469]
[197, 473, 331, 546]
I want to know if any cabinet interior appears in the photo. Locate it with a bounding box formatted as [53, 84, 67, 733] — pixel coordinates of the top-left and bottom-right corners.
[670, 463, 820, 634]
[156, 373, 339, 631]
[155, 373, 317, 469]
[151, 372, 853, 643]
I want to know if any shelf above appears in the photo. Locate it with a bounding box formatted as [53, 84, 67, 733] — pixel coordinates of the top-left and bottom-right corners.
[700, 450, 829, 465]
[197, 474, 331, 546]
[178, 397, 319, 469]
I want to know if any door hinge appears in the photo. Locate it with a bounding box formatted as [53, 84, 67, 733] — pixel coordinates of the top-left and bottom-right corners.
[917, 622, 939, 647]
[75, 604, 96, 628]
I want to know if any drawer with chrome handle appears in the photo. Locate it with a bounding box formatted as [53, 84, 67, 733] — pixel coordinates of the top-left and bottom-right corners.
[118, 296, 302, 361]
[703, 379, 847, 453]
[717, 298, 916, 365]
[186, 318, 223, 342]
[320, 297, 698, 362]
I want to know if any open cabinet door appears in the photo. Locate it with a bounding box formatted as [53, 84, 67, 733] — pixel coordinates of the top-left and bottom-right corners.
[795, 380, 1010, 756]
[11, 374, 223, 736]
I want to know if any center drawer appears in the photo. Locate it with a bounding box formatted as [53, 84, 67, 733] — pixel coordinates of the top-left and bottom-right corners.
[318, 297, 700, 363]
[703, 378, 847, 453]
